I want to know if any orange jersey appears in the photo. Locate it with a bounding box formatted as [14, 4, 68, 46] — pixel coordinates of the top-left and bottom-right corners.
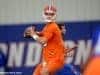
[41, 22, 65, 62]
[33, 22, 65, 75]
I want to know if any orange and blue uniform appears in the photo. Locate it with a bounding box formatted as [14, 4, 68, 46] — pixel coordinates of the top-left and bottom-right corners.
[33, 22, 65, 75]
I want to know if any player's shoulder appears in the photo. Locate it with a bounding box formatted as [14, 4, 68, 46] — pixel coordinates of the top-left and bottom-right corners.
[49, 22, 59, 29]
[45, 22, 59, 32]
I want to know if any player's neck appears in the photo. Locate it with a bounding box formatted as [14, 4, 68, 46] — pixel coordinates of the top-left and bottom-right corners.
[47, 21, 55, 24]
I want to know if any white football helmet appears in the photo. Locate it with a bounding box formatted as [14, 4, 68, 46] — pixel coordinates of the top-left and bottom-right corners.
[43, 5, 57, 22]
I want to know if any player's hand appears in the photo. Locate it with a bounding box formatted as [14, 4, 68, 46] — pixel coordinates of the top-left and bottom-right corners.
[41, 67, 48, 75]
[24, 26, 35, 38]
[41, 61, 48, 75]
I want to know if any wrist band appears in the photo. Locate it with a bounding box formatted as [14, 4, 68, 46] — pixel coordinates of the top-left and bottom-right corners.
[32, 34, 39, 40]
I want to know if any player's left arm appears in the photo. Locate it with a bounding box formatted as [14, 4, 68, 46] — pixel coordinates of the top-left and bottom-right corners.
[64, 45, 77, 57]
[66, 45, 77, 53]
